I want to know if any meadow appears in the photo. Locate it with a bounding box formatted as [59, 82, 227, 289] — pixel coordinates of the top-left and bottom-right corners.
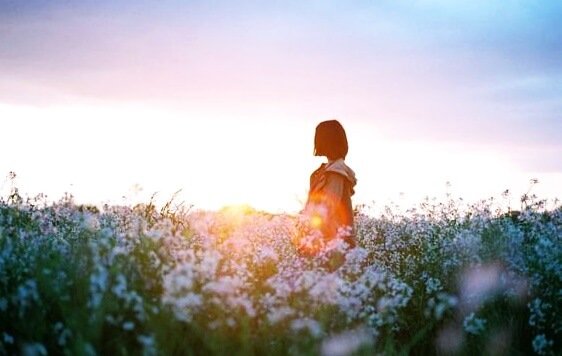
[0, 183, 560, 355]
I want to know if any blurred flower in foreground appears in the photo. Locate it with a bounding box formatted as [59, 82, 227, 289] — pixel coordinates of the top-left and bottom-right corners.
[291, 318, 323, 338]
[460, 264, 501, 310]
[321, 328, 374, 356]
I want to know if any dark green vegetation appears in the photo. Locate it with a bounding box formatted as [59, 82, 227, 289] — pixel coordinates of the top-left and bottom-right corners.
[1, 188, 560, 355]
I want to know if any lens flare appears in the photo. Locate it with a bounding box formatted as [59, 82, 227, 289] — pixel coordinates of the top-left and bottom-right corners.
[310, 214, 323, 229]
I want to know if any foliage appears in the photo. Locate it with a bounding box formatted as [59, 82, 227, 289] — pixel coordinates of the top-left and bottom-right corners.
[0, 185, 560, 355]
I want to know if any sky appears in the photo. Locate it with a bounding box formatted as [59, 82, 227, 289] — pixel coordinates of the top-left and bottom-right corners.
[1, 0, 561, 213]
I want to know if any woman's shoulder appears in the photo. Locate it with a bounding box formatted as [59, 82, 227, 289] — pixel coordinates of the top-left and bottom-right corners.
[325, 159, 356, 185]
[310, 163, 328, 179]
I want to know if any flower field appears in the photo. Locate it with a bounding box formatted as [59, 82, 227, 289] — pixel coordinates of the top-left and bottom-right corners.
[0, 188, 560, 355]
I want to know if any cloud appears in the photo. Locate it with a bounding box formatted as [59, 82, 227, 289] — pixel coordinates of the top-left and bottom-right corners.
[0, 0, 560, 149]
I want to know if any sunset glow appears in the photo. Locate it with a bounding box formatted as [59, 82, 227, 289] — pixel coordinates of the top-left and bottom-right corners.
[1, 2, 561, 354]
[1, 1, 561, 212]
[1, 101, 560, 213]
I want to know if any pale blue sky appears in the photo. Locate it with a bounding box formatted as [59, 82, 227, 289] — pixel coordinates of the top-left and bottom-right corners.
[1, 0, 560, 209]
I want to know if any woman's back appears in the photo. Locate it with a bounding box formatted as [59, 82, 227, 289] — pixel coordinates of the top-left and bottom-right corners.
[306, 158, 356, 243]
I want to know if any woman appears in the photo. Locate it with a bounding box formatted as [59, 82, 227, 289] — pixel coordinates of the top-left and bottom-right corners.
[302, 120, 357, 251]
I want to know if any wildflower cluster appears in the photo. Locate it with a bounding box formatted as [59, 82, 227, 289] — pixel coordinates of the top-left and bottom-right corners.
[0, 188, 560, 354]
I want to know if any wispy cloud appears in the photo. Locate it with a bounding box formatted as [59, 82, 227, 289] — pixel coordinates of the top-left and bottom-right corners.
[0, 0, 560, 153]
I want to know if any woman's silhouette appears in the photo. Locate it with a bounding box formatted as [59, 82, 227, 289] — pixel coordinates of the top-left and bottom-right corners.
[303, 120, 357, 249]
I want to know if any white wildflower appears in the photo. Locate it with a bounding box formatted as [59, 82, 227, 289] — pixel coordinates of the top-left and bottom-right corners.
[309, 273, 344, 305]
[21, 342, 47, 356]
[112, 274, 128, 298]
[53, 322, 72, 346]
[532, 334, 553, 355]
[528, 298, 550, 328]
[83, 213, 100, 231]
[14, 279, 39, 317]
[424, 276, 442, 294]
[267, 306, 294, 324]
[2, 332, 14, 344]
[463, 312, 487, 335]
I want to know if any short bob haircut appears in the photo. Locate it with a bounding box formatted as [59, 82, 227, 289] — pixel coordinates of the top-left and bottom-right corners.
[314, 120, 348, 160]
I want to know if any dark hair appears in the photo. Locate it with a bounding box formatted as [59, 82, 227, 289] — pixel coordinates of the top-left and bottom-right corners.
[314, 120, 348, 160]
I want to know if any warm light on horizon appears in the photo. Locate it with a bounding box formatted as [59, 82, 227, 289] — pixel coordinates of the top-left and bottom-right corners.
[1, 0, 560, 214]
[2, 103, 560, 214]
